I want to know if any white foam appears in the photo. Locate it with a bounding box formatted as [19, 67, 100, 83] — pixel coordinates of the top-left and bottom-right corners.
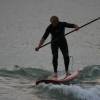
[42, 84, 100, 100]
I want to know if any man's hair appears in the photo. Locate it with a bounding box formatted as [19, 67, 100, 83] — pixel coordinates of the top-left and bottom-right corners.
[50, 16, 59, 23]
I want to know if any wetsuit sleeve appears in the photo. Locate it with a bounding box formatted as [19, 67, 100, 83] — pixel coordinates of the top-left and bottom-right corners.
[42, 26, 50, 40]
[63, 22, 76, 28]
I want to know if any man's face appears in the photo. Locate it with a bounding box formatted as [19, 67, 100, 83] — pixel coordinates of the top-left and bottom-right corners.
[50, 18, 59, 27]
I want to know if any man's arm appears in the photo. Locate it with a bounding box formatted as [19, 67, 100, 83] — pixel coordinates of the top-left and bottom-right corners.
[35, 38, 45, 51]
[64, 22, 79, 30]
[35, 26, 50, 51]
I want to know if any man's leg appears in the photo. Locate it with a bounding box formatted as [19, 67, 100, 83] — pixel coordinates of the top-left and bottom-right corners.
[60, 42, 70, 74]
[51, 43, 58, 77]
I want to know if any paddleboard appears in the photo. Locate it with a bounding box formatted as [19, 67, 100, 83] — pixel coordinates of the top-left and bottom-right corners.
[36, 70, 79, 85]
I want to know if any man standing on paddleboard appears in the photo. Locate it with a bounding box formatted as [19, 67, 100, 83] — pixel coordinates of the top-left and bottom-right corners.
[35, 16, 79, 78]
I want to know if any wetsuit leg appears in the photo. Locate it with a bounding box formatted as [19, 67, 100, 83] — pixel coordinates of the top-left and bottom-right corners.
[59, 41, 69, 73]
[51, 43, 59, 73]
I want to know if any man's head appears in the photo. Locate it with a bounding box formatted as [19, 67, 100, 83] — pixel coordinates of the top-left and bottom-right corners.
[50, 16, 59, 27]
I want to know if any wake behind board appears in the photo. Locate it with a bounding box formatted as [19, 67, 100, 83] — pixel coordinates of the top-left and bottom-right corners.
[36, 70, 79, 85]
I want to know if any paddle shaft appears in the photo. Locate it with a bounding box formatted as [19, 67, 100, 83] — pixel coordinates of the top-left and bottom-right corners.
[39, 17, 100, 49]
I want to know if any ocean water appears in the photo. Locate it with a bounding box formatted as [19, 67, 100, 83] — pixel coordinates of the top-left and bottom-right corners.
[0, 65, 100, 100]
[0, 0, 100, 100]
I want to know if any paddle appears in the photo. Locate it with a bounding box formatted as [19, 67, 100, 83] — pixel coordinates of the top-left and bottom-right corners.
[37, 17, 100, 49]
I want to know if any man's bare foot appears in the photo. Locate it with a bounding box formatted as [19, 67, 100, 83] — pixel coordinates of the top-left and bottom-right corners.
[52, 73, 58, 80]
[63, 73, 71, 79]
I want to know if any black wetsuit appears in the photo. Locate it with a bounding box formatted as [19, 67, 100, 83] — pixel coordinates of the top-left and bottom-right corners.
[42, 22, 76, 73]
